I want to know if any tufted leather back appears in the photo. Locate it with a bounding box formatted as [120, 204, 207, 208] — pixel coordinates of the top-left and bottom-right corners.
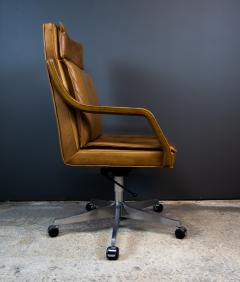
[43, 22, 102, 162]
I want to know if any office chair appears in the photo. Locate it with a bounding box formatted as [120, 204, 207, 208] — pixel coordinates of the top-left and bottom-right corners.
[43, 22, 187, 260]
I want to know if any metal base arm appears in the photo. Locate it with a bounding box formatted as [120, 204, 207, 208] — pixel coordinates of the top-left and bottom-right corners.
[49, 176, 186, 259]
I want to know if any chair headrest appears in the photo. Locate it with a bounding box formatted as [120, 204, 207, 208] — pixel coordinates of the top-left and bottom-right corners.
[43, 22, 84, 70]
[58, 23, 84, 70]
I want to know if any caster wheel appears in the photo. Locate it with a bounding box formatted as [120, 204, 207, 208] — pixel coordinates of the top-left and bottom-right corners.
[85, 202, 96, 212]
[106, 246, 119, 260]
[175, 226, 187, 239]
[48, 225, 59, 237]
[153, 203, 164, 213]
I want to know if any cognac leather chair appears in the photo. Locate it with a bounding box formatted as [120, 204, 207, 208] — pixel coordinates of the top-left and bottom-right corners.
[43, 22, 187, 260]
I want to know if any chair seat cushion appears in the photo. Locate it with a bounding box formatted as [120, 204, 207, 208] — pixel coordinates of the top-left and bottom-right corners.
[84, 134, 176, 152]
[67, 148, 176, 167]
[66, 135, 176, 167]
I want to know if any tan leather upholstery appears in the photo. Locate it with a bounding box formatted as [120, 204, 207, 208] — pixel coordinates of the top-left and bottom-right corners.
[43, 22, 176, 168]
[64, 59, 102, 146]
[59, 23, 102, 146]
[85, 134, 176, 151]
[59, 23, 84, 70]
[43, 23, 80, 161]
[68, 149, 176, 167]
[43, 22, 102, 148]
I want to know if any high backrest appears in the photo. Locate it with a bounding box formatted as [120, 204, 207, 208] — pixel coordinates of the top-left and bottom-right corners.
[43, 22, 102, 162]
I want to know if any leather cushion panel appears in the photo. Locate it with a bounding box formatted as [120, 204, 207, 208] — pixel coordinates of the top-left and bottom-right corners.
[85, 134, 176, 152]
[58, 23, 84, 69]
[52, 90, 79, 160]
[43, 23, 60, 60]
[64, 59, 102, 147]
[66, 149, 176, 167]
[55, 61, 80, 150]
[43, 23, 80, 161]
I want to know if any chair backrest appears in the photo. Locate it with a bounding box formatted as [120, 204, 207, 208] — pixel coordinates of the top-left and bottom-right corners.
[43, 22, 102, 162]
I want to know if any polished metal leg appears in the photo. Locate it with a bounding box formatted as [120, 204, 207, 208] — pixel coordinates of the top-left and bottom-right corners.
[54, 205, 114, 225]
[126, 199, 159, 209]
[114, 176, 124, 204]
[110, 177, 123, 247]
[123, 203, 181, 227]
[106, 177, 124, 260]
[110, 203, 122, 247]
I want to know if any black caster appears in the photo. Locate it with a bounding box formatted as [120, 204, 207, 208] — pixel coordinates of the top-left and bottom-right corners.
[175, 226, 187, 239]
[85, 202, 96, 212]
[153, 203, 164, 213]
[106, 246, 119, 260]
[48, 225, 59, 237]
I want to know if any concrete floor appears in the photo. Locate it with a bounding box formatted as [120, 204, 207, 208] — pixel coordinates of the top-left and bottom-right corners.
[0, 201, 240, 282]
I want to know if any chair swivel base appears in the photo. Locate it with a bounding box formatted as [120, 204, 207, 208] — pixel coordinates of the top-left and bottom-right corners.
[47, 177, 187, 260]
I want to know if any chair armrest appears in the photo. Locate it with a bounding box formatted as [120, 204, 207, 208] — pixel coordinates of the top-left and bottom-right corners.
[47, 59, 174, 167]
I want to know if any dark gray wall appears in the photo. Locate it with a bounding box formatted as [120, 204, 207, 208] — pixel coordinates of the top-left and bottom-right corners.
[1, 0, 240, 201]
